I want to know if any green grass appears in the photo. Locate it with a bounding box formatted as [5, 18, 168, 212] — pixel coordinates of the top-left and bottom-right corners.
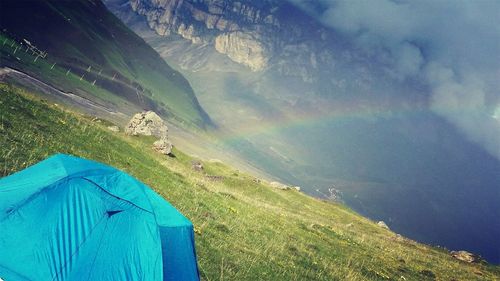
[1, 83, 499, 280]
[0, 0, 210, 128]
[0, 33, 131, 107]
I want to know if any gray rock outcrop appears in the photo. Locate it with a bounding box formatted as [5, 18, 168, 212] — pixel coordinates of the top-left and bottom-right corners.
[215, 31, 270, 71]
[106, 0, 370, 100]
[125, 111, 168, 138]
[129, 0, 279, 71]
[126, 111, 173, 155]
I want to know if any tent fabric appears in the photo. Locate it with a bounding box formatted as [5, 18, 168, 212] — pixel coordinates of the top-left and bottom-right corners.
[0, 154, 200, 281]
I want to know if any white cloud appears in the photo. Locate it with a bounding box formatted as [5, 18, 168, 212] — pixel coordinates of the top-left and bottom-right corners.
[288, 0, 500, 159]
[494, 107, 500, 120]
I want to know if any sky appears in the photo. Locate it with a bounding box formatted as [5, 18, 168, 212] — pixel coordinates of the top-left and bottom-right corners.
[287, 0, 500, 160]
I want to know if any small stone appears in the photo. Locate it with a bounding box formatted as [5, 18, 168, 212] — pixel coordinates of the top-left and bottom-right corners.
[450, 250, 482, 263]
[377, 221, 390, 230]
[192, 161, 204, 171]
[153, 137, 173, 155]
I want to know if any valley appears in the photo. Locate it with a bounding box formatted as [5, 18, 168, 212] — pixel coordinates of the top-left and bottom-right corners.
[103, 0, 500, 263]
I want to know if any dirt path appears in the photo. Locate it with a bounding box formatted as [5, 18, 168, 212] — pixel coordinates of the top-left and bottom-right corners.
[0, 67, 128, 123]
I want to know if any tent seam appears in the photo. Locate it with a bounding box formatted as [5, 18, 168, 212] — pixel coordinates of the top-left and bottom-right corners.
[80, 176, 153, 214]
[0, 170, 119, 221]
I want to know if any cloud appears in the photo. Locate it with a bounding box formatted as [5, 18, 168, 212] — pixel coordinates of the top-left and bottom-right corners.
[495, 107, 500, 120]
[287, 0, 500, 159]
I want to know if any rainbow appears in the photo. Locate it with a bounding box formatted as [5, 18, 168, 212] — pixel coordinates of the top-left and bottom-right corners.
[212, 102, 427, 143]
[209, 95, 495, 145]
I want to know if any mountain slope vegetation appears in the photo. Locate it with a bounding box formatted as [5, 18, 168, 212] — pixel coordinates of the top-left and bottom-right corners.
[0, 0, 211, 127]
[104, 0, 500, 263]
[1, 83, 499, 280]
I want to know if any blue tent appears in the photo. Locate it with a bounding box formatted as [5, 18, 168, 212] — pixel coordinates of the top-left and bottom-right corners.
[0, 154, 200, 281]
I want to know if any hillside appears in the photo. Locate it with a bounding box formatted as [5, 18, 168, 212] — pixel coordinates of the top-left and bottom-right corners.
[2, 83, 499, 280]
[104, 0, 500, 263]
[0, 0, 211, 128]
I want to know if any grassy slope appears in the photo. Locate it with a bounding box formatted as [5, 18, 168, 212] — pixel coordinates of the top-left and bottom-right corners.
[0, 0, 210, 128]
[1, 83, 499, 281]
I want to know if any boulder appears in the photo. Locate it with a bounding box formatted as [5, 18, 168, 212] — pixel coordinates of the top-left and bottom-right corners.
[126, 111, 174, 156]
[152, 137, 173, 155]
[125, 111, 168, 138]
[450, 251, 482, 263]
[377, 221, 390, 230]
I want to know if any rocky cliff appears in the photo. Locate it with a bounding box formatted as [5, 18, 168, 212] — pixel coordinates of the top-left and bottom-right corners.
[107, 0, 415, 105]
[127, 0, 334, 77]
[129, 0, 284, 71]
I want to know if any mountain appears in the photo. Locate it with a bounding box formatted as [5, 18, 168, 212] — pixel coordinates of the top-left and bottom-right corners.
[2, 83, 500, 280]
[104, 0, 500, 263]
[0, 0, 211, 128]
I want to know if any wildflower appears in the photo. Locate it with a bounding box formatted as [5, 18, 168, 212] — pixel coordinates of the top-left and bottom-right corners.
[194, 226, 202, 235]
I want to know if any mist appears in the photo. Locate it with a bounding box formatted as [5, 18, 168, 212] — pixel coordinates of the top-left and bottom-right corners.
[287, 0, 500, 159]
[102, 0, 500, 262]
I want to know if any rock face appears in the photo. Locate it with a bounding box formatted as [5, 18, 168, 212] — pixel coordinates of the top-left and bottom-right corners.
[112, 0, 354, 101]
[122, 0, 342, 93]
[215, 31, 270, 71]
[125, 111, 168, 138]
[126, 111, 173, 155]
[129, 0, 283, 71]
